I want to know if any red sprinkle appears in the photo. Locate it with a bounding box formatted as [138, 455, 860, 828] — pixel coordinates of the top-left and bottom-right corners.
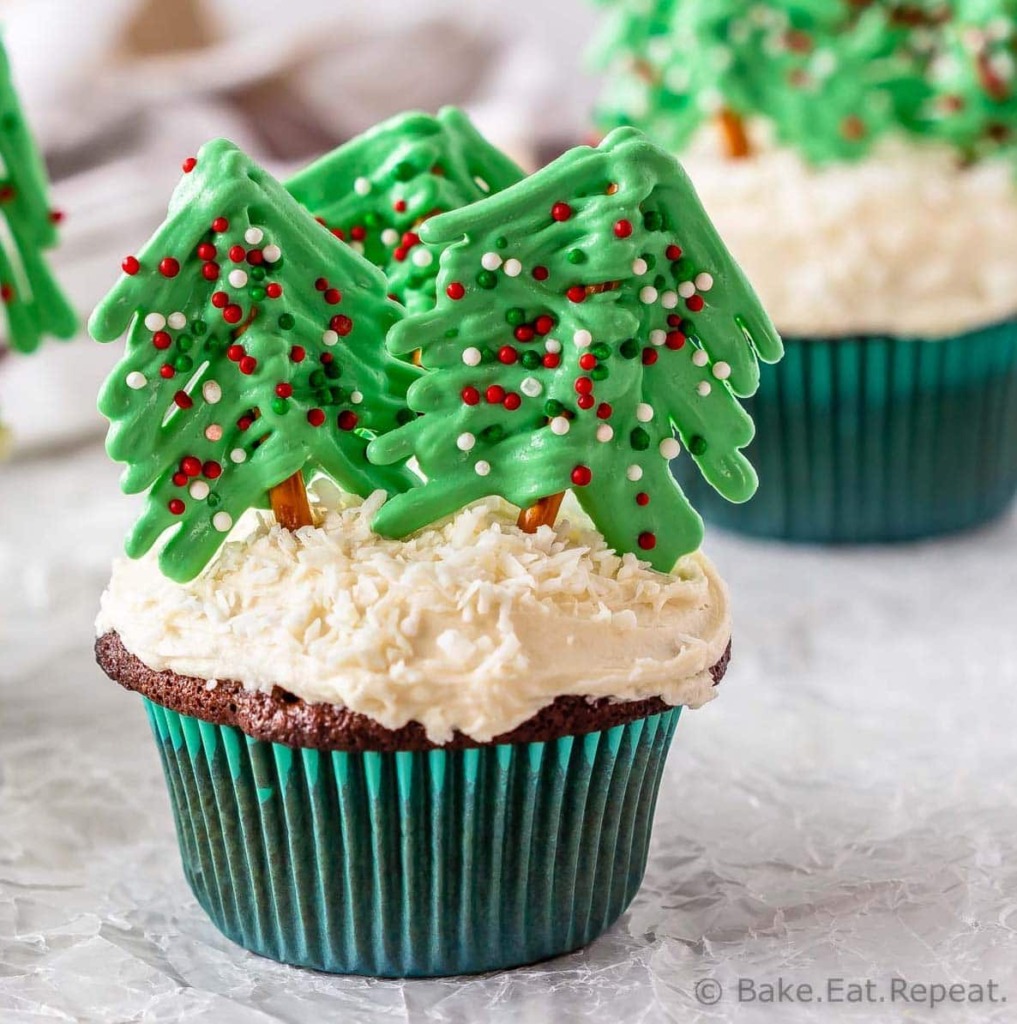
[211, 217, 229, 233]
[596, 402, 613, 419]
[239, 356, 257, 374]
[666, 331, 686, 350]
[534, 315, 554, 335]
[121, 256, 140, 275]
[275, 383, 293, 398]
[265, 282, 282, 299]
[172, 472, 188, 488]
[159, 257, 180, 278]
[642, 348, 658, 366]
[331, 314, 353, 336]
[579, 353, 597, 370]
[571, 465, 592, 486]
[447, 282, 465, 300]
[566, 285, 586, 303]
[636, 492, 650, 506]
[152, 331, 172, 350]
[168, 499, 186, 516]
[666, 244, 682, 260]
[203, 461, 222, 479]
[338, 410, 359, 431]
[202, 263, 220, 281]
[551, 202, 572, 222]
[290, 345, 306, 362]
[543, 353, 560, 369]
[614, 219, 633, 238]
[350, 226, 366, 241]
[307, 408, 326, 427]
[461, 386, 480, 405]
[315, 277, 329, 291]
[222, 304, 243, 324]
[498, 346, 518, 364]
[504, 392, 521, 411]
[486, 384, 506, 404]
[211, 291, 229, 309]
[173, 391, 193, 409]
[197, 243, 216, 261]
[182, 157, 197, 173]
[575, 377, 593, 395]
[393, 199, 407, 213]
[638, 531, 657, 550]
[324, 288, 342, 305]
[532, 265, 549, 281]
[577, 394, 595, 410]
[227, 344, 244, 362]
[181, 456, 202, 477]
[159, 365, 175, 379]
[246, 249, 264, 266]
[514, 326, 535, 343]
[686, 295, 705, 312]
[228, 245, 246, 263]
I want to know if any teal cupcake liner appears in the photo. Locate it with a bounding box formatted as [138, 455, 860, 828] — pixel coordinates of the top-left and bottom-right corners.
[674, 318, 1017, 543]
[144, 698, 681, 977]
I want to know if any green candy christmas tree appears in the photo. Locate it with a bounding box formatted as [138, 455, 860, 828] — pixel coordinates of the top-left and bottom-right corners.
[90, 139, 419, 583]
[286, 107, 525, 314]
[0, 37, 76, 354]
[369, 128, 782, 571]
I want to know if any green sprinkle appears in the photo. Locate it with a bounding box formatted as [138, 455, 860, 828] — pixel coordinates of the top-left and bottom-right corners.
[396, 408, 416, 425]
[643, 210, 662, 231]
[271, 398, 289, 415]
[506, 307, 526, 326]
[394, 161, 415, 181]
[174, 355, 193, 373]
[619, 338, 639, 359]
[444, 327, 459, 339]
[630, 427, 650, 451]
[330, 386, 347, 404]
[642, 254, 657, 272]
[689, 435, 708, 456]
[567, 248, 587, 265]
[480, 424, 505, 443]
[315, 388, 332, 405]
[278, 313, 295, 330]
[591, 365, 609, 381]
[249, 287, 266, 302]
[324, 362, 342, 380]
[310, 369, 327, 388]
[477, 270, 498, 289]
[192, 319, 207, 336]
[521, 351, 542, 370]
[364, 211, 381, 227]
[544, 399, 565, 417]
[250, 267, 267, 281]
[654, 274, 666, 289]
[207, 493, 221, 509]
[495, 236, 508, 250]
[176, 333, 193, 352]
[591, 342, 611, 360]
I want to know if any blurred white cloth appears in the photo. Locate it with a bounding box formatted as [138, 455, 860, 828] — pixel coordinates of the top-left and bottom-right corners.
[0, 0, 599, 450]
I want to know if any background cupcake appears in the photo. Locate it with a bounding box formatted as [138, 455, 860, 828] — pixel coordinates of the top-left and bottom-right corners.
[590, 0, 1017, 542]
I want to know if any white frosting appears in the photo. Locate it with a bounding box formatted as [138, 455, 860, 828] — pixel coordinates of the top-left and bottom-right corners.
[97, 491, 730, 744]
[682, 138, 1017, 338]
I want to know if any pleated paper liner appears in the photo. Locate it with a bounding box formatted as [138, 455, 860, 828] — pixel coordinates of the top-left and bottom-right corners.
[674, 318, 1017, 543]
[144, 698, 681, 977]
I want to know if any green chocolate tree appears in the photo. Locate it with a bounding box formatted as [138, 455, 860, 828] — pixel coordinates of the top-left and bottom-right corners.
[0, 37, 76, 353]
[90, 139, 419, 583]
[369, 128, 782, 571]
[286, 107, 525, 314]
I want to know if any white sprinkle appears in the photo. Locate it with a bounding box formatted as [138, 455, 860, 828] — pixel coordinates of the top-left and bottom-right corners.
[481, 252, 503, 271]
[228, 269, 248, 289]
[626, 464, 643, 482]
[350, 391, 364, 405]
[632, 258, 648, 276]
[474, 460, 491, 477]
[457, 432, 476, 452]
[550, 416, 571, 436]
[189, 480, 210, 500]
[573, 329, 592, 349]
[596, 424, 614, 443]
[412, 248, 433, 268]
[462, 347, 482, 367]
[381, 228, 399, 246]
[262, 244, 282, 263]
[661, 291, 678, 309]
[697, 381, 712, 396]
[322, 330, 339, 347]
[230, 449, 247, 464]
[213, 512, 233, 533]
[695, 272, 714, 292]
[520, 376, 542, 398]
[639, 286, 658, 304]
[474, 176, 490, 193]
[503, 258, 523, 277]
[205, 424, 223, 441]
[678, 281, 696, 299]
[649, 329, 666, 346]
[167, 311, 187, 330]
[144, 313, 166, 332]
[712, 361, 732, 380]
[636, 403, 654, 422]
[659, 437, 681, 459]
[126, 371, 147, 390]
[350, 242, 365, 255]
[692, 349, 709, 367]
[545, 338, 562, 354]
[202, 381, 222, 404]
[354, 176, 372, 196]
[245, 227, 264, 245]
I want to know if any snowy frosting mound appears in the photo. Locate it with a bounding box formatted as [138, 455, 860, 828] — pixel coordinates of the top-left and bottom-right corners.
[682, 139, 1017, 339]
[98, 490, 730, 743]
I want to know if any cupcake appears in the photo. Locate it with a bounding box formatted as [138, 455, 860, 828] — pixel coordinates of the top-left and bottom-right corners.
[90, 116, 780, 975]
[591, 1, 1017, 542]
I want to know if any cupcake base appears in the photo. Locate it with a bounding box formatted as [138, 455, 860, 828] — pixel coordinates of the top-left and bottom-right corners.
[146, 699, 680, 977]
[674, 319, 1017, 543]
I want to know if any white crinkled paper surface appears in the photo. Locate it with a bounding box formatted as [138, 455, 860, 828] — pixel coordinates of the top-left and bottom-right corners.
[1, 445, 1016, 1023]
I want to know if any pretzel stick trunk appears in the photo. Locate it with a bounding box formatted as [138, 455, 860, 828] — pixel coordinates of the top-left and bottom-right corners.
[517, 492, 565, 533]
[233, 311, 314, 530]
[717, 108, 752, 159]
